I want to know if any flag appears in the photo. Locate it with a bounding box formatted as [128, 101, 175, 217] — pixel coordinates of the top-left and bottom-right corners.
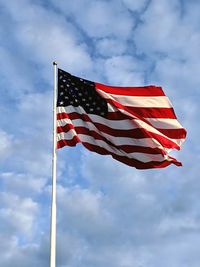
[56, 68, 186, 169]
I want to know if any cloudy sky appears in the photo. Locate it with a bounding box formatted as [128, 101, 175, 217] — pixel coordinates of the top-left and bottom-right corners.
[0, 0, 199, 266]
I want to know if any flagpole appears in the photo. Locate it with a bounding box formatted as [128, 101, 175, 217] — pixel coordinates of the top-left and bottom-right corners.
[50, 61, 58, 267]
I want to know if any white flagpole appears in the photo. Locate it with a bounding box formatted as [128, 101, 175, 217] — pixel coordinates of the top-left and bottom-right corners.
[50, 61, 58, 267]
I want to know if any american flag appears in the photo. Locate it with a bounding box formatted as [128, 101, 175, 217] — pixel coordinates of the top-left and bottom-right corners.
[56, 68, 186, 169]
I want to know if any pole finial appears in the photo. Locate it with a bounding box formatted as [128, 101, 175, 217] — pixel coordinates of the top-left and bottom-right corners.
[53, 61, 58, 65]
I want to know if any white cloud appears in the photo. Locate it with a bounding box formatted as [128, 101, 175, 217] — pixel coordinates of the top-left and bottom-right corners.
[57, 185, 113, 238]
[95, 38, 128, 57]
[0, 192, 39, 236]
[1, 0, 93, 81]
[152, 57, 200, 96]
[56, 231, 88, 266]
[134, 0, 182, 55]
[0, 233, 49, 267]
[0, 47, 35, 96]
[0, 130, 13, 159]
[133, 0, 200, 92]
[0, 92, 53, 177]
[103, 55, 145, 85]
[122, 0, 149, 12]
[0, 172, 47, 196]
[52, 0, 134, 39]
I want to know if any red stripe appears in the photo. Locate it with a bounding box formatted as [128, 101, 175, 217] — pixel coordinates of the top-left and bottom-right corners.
[82, 142, 181, 169]
[57, 111, 181, 150]
[57, 107, 176, 121]
[95, 83, 165, 96]
[57, 136, 80, 148]
[112, 153, 182, 169]
[57, 117, 183, 148]
[106, 98, 177, 119]
[57, 111, 127, 121]
[57, 122, 169, 155]
[58, 114, 185, 140]
[58, 124, 144, 151]
[58, 128, 168, 157]
[126, 106, 177, 119]
[157, 128, 186, 140]
[57, 135, 181, 169]
[96, 84, 176, 119]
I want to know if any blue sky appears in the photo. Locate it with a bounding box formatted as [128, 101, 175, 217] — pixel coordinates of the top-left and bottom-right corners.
[0, 0, 199, 266]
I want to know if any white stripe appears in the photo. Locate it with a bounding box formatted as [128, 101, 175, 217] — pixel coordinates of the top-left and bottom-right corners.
[57, 105, 138, 130]
[57, 117, 137, 130]
[57, 131, 170, 163]
[58, 118, 183, 147]
[57, 118, 166, 149]
[97, 90, 172, 108]
[57, 106, 184, 147]
[57, 117, 185, 149]
[57, 105, 118, 115]
[145, 118, 183, 129]
[57, 118, 164, 150]
[115, 107, 185, 147]
[57, 113, 138, 130]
